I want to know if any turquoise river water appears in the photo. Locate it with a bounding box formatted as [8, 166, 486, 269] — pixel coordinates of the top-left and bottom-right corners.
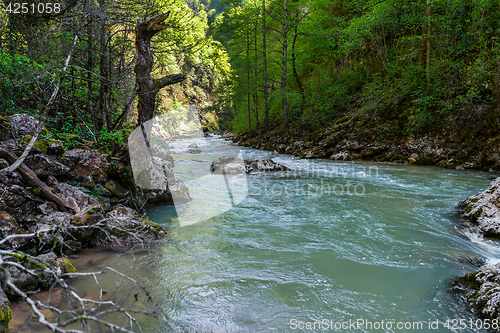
[13, 136, 500, 332]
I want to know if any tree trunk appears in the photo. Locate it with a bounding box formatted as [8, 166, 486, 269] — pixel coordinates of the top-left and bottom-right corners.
[98, 0, 111, 131]
[292, 14, 305, 108]
[134, 13, 186, 126]
[254, 19, 259, 132]
[282, 0, 289, 132]
[263, 0, 270, 131]
[425, 0, 431, 96]
[247, 23, 251, 131]
[87, 17, 98, 137]
[492, 57, 500, 120]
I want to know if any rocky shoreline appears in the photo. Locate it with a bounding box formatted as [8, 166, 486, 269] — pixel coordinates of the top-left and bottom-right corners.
[0, 114, 190, 332]
[220, 118, 500, 173]
[458, 177, 500, 324]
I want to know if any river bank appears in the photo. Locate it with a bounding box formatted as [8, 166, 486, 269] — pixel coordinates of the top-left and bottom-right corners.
[0, 114, 191, 332]
[220, 116, 500, 173]
[458, 177, 500, 324]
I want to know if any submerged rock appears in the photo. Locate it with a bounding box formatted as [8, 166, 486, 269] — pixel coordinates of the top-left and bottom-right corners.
[460, 177, 500, 237]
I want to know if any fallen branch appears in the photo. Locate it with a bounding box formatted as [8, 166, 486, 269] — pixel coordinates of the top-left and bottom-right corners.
[0, 146, 79, 213]
[0, 219, 169, 332]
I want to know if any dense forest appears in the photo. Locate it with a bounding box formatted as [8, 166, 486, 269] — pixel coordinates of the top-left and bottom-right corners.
[0, 0, 230, 153]
[2, 0, 500, 145]
[215, 0, 500, 139]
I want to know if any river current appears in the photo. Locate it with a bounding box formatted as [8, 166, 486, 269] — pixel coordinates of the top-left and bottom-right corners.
[144, 136, 500, 332]
[13, 135, 500, 332]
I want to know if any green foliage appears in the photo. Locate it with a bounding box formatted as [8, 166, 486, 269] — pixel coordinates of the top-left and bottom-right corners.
[0, 50, 47, 115]
[97, 126, 134, 155]
[216, 0, 500, 136]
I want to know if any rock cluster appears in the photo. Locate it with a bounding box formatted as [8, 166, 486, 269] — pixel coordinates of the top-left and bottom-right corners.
[0, 114, 190, 330]
[459, 177, 500, 326]
[210, 157, 289, 174]
[461, 262, 500, 321]
[460, 177, 500, 237]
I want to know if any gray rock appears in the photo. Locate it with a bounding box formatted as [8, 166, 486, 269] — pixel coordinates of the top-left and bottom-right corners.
[54, 183, 97, 211]
[460, 177, 500, 237]
[135, 177, 191, 207]
[105, 179, 129, 199]
[24, 154, 70, 177]
[89, 206, 166, 250]
[0, 287, 11, 333]
[461, 262, 500, 321]
[5, 114, 39, 137]
[210, 157, 246, 175]
[47, 175, 58, 186]
[64, 149, 109, 188]
[0, 211, 28, 250]
[188, 148, 202, 154]
[330, 151, 352, 161]
[244, 159, 290, 172]
[37, 202, 58, 215]
[1, 191, 25, 208]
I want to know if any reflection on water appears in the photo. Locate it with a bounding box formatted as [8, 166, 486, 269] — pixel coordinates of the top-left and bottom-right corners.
[12, 137, 500, 332]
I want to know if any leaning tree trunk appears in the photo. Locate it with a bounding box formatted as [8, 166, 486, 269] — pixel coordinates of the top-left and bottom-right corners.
[134, 13, 185, 126]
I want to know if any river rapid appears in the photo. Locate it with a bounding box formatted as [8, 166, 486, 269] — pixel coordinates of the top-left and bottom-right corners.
[144, 136, 500, 332]
[14, 135, 500, 332]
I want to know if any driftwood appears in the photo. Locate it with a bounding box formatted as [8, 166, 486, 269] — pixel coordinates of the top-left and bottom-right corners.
[0, 147, 79, 213]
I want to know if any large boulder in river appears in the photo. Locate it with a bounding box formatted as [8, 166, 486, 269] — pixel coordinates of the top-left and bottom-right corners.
[460, 177, 500, 237]
[135, 177, 191, 207]
[210, 157, 289, 174]
[244, 158, 290, 172]
[210, 157, 246, 175]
